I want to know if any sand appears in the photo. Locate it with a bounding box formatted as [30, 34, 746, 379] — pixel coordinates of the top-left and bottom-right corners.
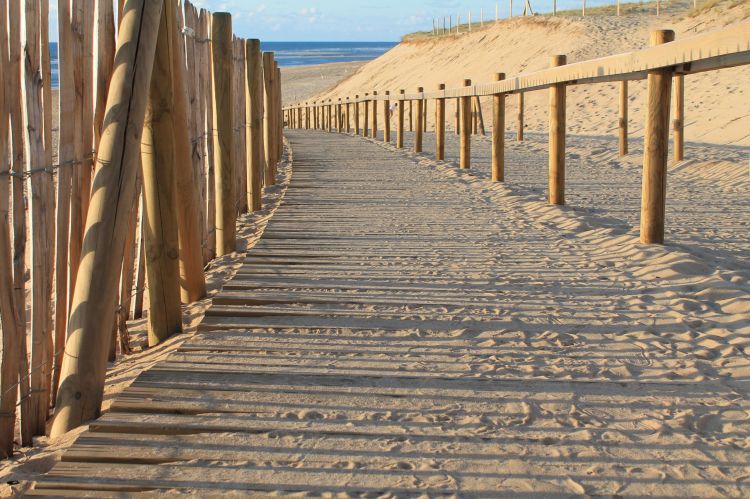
[281, 61, 366, 107]
[314, 0, 750, 146]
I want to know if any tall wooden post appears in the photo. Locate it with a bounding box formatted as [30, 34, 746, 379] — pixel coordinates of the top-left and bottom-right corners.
[549, 55, 567, 205]
[492, 73, 506, 182]
[517, 92, 524, 141]
[383, 91, 391, 143]
[455, 98, 460, 135]
[673, 74, 684, 162]
[640, 30, 675, 245]
[460, 79, 472, 169]
[275, 64, 282, 162]
[354, 95, 360, 134]
[141, 0, 184, 345]
[337, 99, 342, 132]
[212, 13, 236, 255]
[409, 100, 413, 132]
[436, 84, 446, 160]
[371, 91, 378, 139]
[415, 87, 424, 153]
[619, 81, 628, 156]
[50, 0, 163, 438]
[246, 39, 263, 212]
[262, 52, 275, 186]
[168, 0, 206, 303]
[363, 93, 369, 136]
[327, 99, 333, 132]
[397, 90, 405, 148]
[346, 98, 351, 133]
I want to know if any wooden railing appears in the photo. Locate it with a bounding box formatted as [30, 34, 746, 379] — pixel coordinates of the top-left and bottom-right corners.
[284, 22, 750, 244]
[0, 0, 284, 457]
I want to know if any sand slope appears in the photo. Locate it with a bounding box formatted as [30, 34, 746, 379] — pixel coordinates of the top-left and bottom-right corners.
[315, 1, 750, 145]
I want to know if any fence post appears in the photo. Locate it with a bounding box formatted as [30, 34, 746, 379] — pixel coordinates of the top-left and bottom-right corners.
[436, 83, 446, 160]
[492, 73, 506, 182]
[619, 81, 628, 156]
[397, 90, 405, 148]
[50, 0, 163, 438]
[415, 87, 424, 152]
[549, 54, 567, 205]
[363, 93, 369, 136]
[346, 97, 351, 133]
[383, 91, 391, 143]
[640, 30, 675, 245]
[673, 74, 684, 162]
[354, 95, 360, 134]
[371, 91, 378, 139]
[337, 98, 342, 132]
[460, 79, 472, 169]
[455, 98, 460, 135]
[517, 92, 524, 141]
[213, 13, 236, 255]
[246, 39, 263, 212]
[262, 52, 275, 186]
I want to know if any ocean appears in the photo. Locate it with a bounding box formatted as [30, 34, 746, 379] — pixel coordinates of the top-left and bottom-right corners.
[49, 41, 396, 89]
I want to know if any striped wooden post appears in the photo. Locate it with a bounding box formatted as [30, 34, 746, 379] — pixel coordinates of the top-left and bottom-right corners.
[640, 30, 675, 245]
[51, 0, 163, 438]
[383, 91, 391, 143]
[415, 87, 424, 153]
[549, 55, 567, 205]
[397, 90, 405, 148]
[371, 91, 378, 139]
[435, 83, 446, 160]
[492, 73, 506, 182]
[460, 79, 472, 169]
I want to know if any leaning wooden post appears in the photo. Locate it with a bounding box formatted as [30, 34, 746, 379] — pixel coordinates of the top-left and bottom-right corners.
[50, 0, 163, 438]
[640, 30, 675, 245]
[619, 81, 628, 156]
[141, 0, 185, 345]
[383, 91, 391, 143]
[673, 73, 684, 163]
[371, 91, 378, 139]
[517, 92, 524, 141]
[435, 84, 446, 160]
[212, 13, 236, 255]
[397, 90, 405, 148]
[460, 79, 472, 169]
[168, 0, 206, 303]
[363, 93, 369, 136]
[246, 39, 263, 212]
[415, 87, 424, 153]
[492, 73, 506, 182]
[549, 55, 567, 205]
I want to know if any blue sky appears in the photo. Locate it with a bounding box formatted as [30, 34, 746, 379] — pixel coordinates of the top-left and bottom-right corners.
[48, 1, 608, 42]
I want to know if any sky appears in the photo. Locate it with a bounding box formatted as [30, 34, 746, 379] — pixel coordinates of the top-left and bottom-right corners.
[47, 0, 611, 43]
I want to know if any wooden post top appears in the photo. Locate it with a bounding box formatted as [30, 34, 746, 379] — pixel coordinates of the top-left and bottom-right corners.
[373, 91, 378, 95]
[550, 54, 567, 67]
[399, 89, 405, 94]
[651, 29, 675, 46]
[385, 90, 390, 95]
[495, 72, 506, 81]
[438, 83, 446, 90]
[463, 79, 471, 86]
[417, 86, 423, 92]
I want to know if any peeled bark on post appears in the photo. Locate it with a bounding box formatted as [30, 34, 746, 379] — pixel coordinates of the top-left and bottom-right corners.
[640, 30, 675, 245]
[619, 81, 628, 156]
[460, 79, 472, 169]
[548, 55, 567, 206]
[435, 84, 446, 160]
[397, 90, 405, 148]
[50, 0, 163, 438]
[168, 0, 206, 303]
[246, 39, 263, 212]
[492, 73, 506, 182]
[415, 87, 424, 153]
[213, 13, 236, 255]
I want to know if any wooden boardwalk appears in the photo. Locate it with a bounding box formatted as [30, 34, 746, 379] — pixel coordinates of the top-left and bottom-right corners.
[32, 131, 750, 496]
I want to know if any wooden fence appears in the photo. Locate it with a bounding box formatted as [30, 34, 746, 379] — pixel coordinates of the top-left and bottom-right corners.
[284, 22, 750, 245]
[0, 0, 283, 458]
